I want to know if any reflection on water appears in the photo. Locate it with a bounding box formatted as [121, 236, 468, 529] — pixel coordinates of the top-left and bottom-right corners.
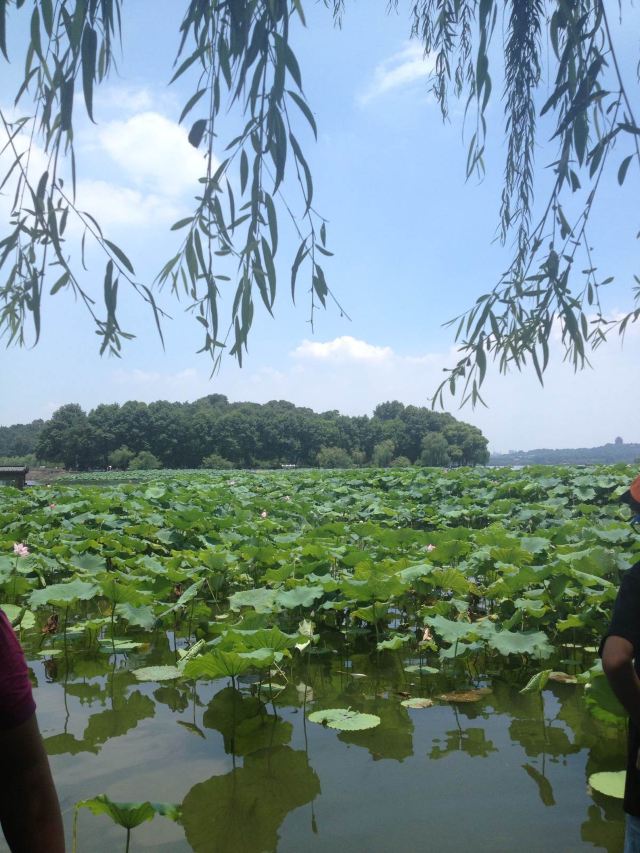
[21, 635, 628, 852]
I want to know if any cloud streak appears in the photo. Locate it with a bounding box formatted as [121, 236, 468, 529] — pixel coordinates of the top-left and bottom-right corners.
[359, 42, 434, 105]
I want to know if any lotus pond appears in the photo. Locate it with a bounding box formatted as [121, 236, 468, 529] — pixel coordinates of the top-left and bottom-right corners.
[0, 465, 638, 851]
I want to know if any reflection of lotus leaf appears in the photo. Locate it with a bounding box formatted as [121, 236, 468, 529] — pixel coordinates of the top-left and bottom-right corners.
[337, 698, 413, 761]
[430, 727, 497, 760]
[181, 746, 320, 853]
[83, 691, 155, 749]
[307, 708, 380, 730]
[401, 697, 434, 709]
[439, 689, 491, 704]
[581, 803, 625, 850]
[523, 763, 555, 806]
[203, 687, 292, 756]
[509, 719, 581, 758]
[589, 771, 625, 799]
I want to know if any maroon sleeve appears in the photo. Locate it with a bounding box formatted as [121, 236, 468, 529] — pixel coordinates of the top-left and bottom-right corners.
[0, 609, 36, 729]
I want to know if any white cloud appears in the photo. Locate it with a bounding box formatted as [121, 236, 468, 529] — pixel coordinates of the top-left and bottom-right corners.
[75, 180, 182, 228]
[359, 42, 434, 105]
[293, 335, 394, 362]
[92, 111, 206, 197]
[97, 85, 155, 115]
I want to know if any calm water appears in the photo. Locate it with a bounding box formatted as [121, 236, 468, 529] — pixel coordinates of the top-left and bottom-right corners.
[5, 633, 628, 853]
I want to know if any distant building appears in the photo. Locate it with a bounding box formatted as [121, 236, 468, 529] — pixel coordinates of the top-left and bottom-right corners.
[615, 436, 624, 445]
[0, 466, 29, 489]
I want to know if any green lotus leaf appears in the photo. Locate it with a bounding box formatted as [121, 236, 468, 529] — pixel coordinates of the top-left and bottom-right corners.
[29, 579, 100, 608]
[132, 665, 182, 682]
[376, 633, 413, 651]
[75, 794, 180, 836]
[274, 585, 324, 609]
[520, 669, 552, 694]
[115, 602, 157, 629]
[144, 486, 167, 499]
[520, 536, 551, 553]
[588, 771, 625, 799]
[229, 588, 280, 613]
[75, 795, 156, 829]
[425, 614, 479, 644]
[404, 664, 439, 674]
[183, 649, 257, 679]
[1, 604, 36, 630]
[99, 638, 144, 651]
[307, 708, 381, 731]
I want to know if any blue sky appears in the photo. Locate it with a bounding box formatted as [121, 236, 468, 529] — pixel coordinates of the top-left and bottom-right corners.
[1, 2, 639, 452]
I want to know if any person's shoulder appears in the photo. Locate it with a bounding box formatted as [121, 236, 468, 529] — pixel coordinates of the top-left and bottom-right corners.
[618, 561, 640, 591]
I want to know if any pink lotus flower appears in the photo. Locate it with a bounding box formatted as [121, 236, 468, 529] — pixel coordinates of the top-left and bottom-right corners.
[421, 627, 433, 643]
[49, 503, 56, 509]
[425, 543, 436, 552]
[260, 511, 268, 518]
[13, 542, 29, 557]
[283, 495, 291, 502]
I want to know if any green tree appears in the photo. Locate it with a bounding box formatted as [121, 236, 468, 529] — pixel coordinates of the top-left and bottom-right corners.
[419, 433, 451, 467]
[2, 1, 638, 403]
[371, 439, 395, 468]
[390, 455, 411, 468]
[316, 445, 353, 469]
[36, 404, 96, 470]
[129, 451, 162, 471]
[108, 446, 134, 470]
[201, 453, 233, 470]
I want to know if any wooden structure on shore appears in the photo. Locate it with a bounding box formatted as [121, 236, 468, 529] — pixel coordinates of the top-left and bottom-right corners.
[0, 467, 29, 489]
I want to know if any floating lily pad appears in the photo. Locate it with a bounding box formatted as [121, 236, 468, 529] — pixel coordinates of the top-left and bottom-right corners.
[401, 697, 434, 709]
[404, 664, 439, 675]
[588, 771, 625, 799]
[100, 639, 144, 652]
[307, 708, 381, 731]
[132, 665, 182, 682]
[37, 648, 64, 657]
[439, 688, 492, 704]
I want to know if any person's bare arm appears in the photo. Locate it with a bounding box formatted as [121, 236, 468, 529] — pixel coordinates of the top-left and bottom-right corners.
[602, 634, 640, 727]
[0, 713, 65, 853]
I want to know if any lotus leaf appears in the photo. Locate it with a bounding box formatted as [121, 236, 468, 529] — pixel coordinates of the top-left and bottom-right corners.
[520, 670, 552, 694]
[401, 697, 434, 708]
[229, 588, 280, 613]
[307, 708, 381, 731]
[274, 585, 324, 609]
[404, 664, 439, 674]
[29, 579, 100, 607]
[1, 604, 36, 630]
[588, 771, 625, 799]
[377, 633, 412, 651]
[132, 665, 182, 682]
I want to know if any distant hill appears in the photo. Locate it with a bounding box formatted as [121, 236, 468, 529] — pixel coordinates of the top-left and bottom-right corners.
[490, 441, 640, 467]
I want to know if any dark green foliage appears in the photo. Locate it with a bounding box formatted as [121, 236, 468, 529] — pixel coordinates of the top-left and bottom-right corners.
[21, 396, 489, 470]
[129, 451, 162, 471]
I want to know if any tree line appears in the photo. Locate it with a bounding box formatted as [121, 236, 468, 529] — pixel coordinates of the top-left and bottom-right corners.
[0, 397, 489, 471]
